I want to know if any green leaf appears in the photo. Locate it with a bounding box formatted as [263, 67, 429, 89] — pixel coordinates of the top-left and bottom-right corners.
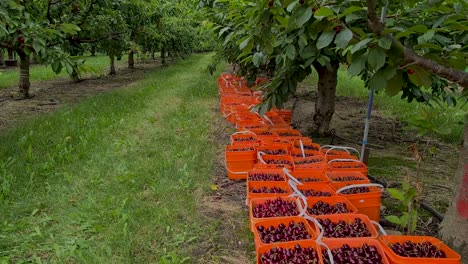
[314, 7, 334, 18]
[285, 44, 296, 60]
[51, 61, 62, 73]
[334, 27, 353, 49]
[351, 38, 372, 54]
[410, 210, 418, 232]
[316, 31, 336, 49]
[408, 66, 432, 87]
[252, 52, 262, 67]
[348, 54, 367, 76]
[378, 36, 393, 50]
[367, 47, 386, 71]
[385, 71, 404, 96]
[239, 36, 251, 50]
[286, 0, 299, 12]
[295, 6, 313, 27]
[342, 6, 363, 16]
[32, 39, 43, 53]
[369, 71, 387, 90]
[385, 215, 402, 225]
[387, 188, 405, 201]
[61, 23, 81, 35]
[410, 24, 428, 33]
[395, 30, 414, 39]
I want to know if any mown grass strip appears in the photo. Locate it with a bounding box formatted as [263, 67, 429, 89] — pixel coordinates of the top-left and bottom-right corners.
[0, 55, 128, 89]
[0, 53, 223, 263]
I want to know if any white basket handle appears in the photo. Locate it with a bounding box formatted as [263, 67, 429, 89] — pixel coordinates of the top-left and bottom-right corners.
[336, 183, 384, 194]
[283, 168, 302, 186]
[296, 195, 308, 217]
[299, 140, 306, 158]
[328, 158, 364, 164]
[317, 241, 335, 264]
[303, 215, 325, 242]
[288, 180, 307, 201]
[257, 151, 267, 164]
[321, 145, 361, 157]
[371, 220, 387, 235]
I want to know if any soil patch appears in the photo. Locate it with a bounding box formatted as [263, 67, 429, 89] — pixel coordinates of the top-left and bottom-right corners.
[0, 61, 168, 132]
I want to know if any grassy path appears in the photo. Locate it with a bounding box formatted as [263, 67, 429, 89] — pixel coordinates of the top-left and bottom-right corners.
[0, 54, 224, 263]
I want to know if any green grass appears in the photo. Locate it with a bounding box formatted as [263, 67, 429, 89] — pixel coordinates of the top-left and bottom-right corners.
[0, 54, 224, 263]
[303, 67, 465, 144]
[0, 54, 128, 89]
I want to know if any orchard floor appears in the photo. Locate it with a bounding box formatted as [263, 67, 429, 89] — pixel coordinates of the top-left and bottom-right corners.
[0, 60, 164, 131]
[0, 54, 461, 263]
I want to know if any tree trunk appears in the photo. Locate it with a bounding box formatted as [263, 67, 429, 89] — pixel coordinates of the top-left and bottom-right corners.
[17, 50, 30, 99]
[90, 45, 96, 57]
[109, 54, 116, 75]
[312, 61, 339, 135]
[0, 49, 4, 66]
[151, 49, 155, 60]
[8, 48, 14, 60]
[128, 50, 134, 69]
[440, 124, 468, 260]
[161, 47, 166, 64]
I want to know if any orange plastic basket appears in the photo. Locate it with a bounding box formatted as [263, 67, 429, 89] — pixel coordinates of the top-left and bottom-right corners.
[249, 197, 302, 231]
[322, 238, 390, 264]
[303, 196, 358, 217]
[328, 159, 368, 175]
[253, 216, 318, 249]
[274, 129, 302, 140]
[296, 183, 336, 197]
[378, 235, 461, 264]
[247, 181, 293, 205]
[249, 129, 279, 141]
[256, 240, 323, 264]
[225, 144, 257, 180]
[257, 154, 294, 170]
[333, 183, 384, 221]
[257, 144, 289, 156]
[248, 168, 287, 182]
[287, 170, 330, 184]
[293, 140, 320, 151]
[314, 213, 379, 240]
[291, 148, 321, 158]
[319, 145, 360, 161]
[230, 131, 258, 145]
[326, 171, 369, 184]
[294, 156, 327, 170]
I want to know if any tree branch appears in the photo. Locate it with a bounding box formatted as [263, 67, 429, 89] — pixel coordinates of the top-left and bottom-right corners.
[366, 0, 384, 35]
[402, 45, 468, 88]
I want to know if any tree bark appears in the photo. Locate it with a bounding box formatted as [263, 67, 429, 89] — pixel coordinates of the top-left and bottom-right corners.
[128, 50, 134, 69]
[90, 44, 96, 56]
[161, 47, 166, 64]
[0, 49, 4, 66]
[439, 124, 468, 260]
[312, 60, 339, 135]
[109, 54, 116, 75]
[17, 50, 30, 98]
[8, 48, 14, 60]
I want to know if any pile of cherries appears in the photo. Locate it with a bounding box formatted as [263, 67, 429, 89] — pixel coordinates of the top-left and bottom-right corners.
[307, 201, 350, 215]
[233, 136, 256, 142]
[299, 177, 323, 183]
[262, 149, 288, 155]
[295, 159, 323, 165]
[301, 189, 332, 197]
[278, 132, 300, 137]
[257, 220, 312, 243]
[322, 243, 384, 264]
[341, 187, 371, 194]
[317, 218, 372, 238]
[227, 146, 256, 152]
[258, 131, 275, 136]
[251, 186, 288, 194]
[249, 173, 284, 181]
[260, 244, 320, 264]
[264, 159, 293, 167]
[331, 176, 366, 182]
[333, 163, 365, 168]
[253, 198, 299, 218]
[389, 241, 447, 258]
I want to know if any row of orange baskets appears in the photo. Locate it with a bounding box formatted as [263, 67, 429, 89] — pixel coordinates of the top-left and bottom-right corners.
[217, 73, 461, 264]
